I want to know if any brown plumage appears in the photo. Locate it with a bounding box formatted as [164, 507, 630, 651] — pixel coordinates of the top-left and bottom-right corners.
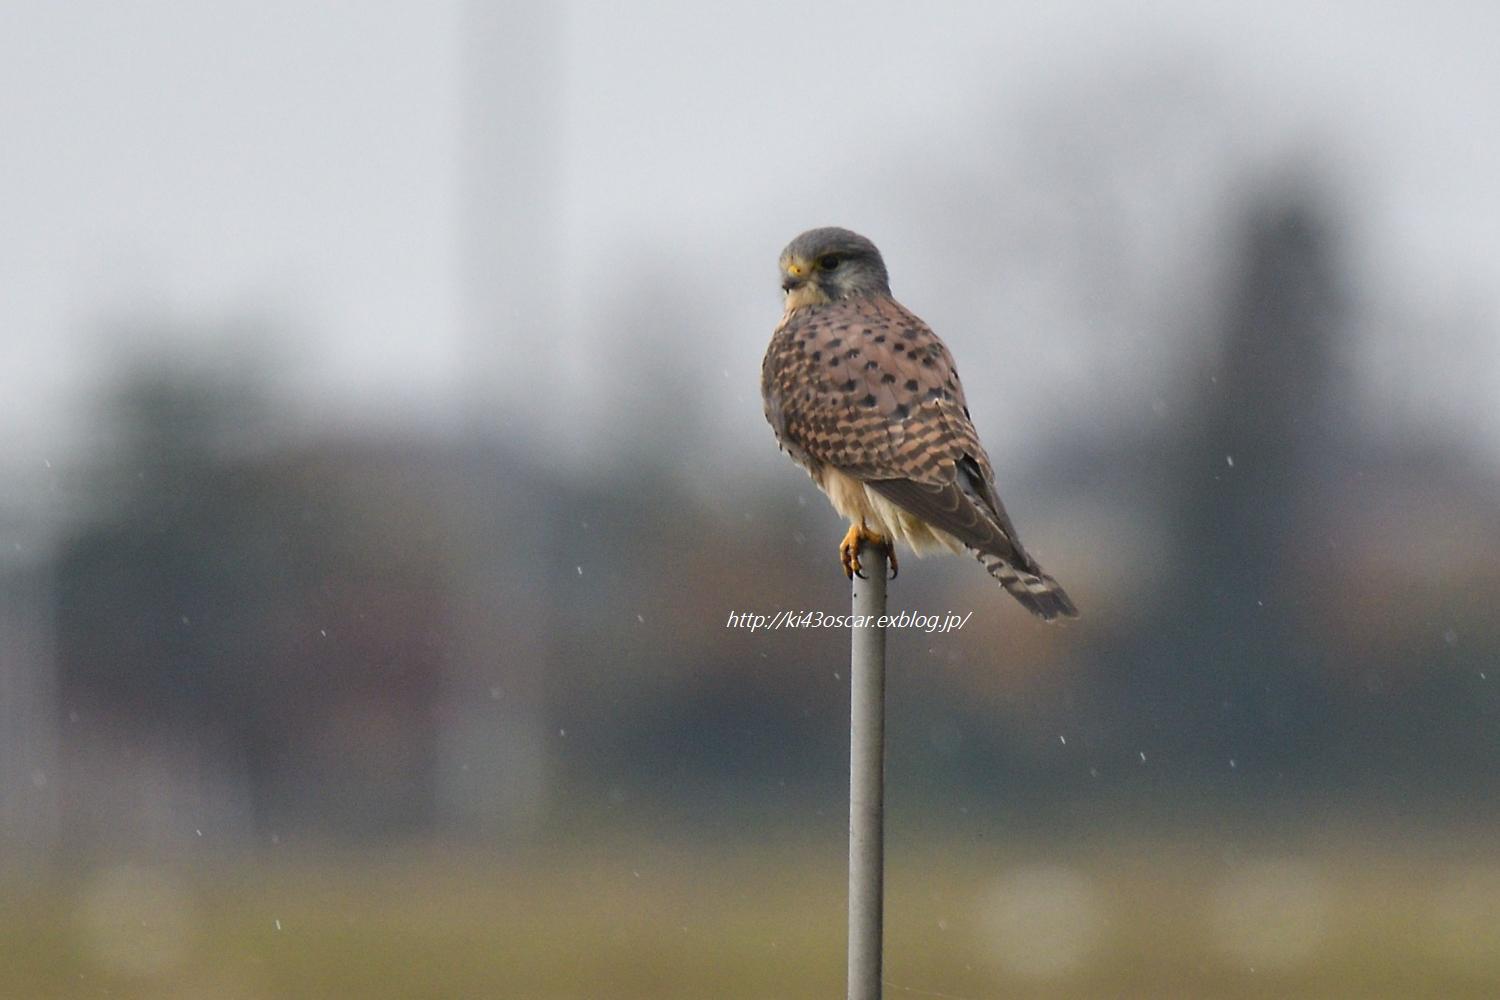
[762, 227, 1077, 621]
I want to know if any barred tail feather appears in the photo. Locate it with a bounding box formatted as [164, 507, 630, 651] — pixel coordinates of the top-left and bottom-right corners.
[976, 552, 1078, 622]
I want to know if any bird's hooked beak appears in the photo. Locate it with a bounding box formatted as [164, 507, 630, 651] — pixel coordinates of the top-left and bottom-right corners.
[781, 259, 808, 292]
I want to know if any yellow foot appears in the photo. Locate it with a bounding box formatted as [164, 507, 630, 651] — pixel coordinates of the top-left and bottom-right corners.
[839, 521, 898, 580]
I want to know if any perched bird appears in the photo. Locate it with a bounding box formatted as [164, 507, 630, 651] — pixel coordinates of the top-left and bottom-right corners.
[761, 227, 1077, 621]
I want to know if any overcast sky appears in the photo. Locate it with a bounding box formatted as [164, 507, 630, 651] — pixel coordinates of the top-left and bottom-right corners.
[4, 1, 1499, 476]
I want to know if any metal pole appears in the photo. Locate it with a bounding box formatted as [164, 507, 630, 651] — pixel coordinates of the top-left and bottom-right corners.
[848, 542, 887, 1000]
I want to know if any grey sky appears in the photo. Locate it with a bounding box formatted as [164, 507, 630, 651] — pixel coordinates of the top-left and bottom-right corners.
[4, 1, 1498, 474]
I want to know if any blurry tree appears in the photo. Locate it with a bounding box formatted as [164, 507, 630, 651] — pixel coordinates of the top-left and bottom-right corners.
[54, 350, 449, 848]
[529, 270, 855, 821]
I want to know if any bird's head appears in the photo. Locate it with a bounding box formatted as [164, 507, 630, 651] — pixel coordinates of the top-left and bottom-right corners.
[778, 227, 890, 311]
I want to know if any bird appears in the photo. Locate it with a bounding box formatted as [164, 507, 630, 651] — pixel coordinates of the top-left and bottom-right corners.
[761, 227, 1077, 621]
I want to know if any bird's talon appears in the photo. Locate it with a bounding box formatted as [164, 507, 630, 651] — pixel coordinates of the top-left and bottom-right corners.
[839, 521, 893, 582]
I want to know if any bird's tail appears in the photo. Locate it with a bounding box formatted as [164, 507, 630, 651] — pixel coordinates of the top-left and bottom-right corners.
[976, 552, 1078, 622]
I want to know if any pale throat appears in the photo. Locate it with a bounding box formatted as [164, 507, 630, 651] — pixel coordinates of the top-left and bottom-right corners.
[782, 281, 832, 317]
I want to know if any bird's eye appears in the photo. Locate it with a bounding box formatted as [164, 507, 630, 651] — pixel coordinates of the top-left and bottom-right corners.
[818, 254, 841, 271]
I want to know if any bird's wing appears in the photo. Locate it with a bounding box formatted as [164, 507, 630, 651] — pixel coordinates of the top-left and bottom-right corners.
[763, 294, 1076, 619]
[764, 294, 1013, 542]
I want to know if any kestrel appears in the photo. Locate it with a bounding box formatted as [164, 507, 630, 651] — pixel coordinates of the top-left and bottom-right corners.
[761, 227, 1077, 621]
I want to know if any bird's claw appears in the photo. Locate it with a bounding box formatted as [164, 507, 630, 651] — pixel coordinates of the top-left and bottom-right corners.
[839, 523, 864, 579]
[839, 521, 895, 581]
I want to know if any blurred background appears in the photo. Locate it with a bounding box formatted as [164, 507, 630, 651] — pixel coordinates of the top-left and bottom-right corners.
[3, 2, 1499, 996]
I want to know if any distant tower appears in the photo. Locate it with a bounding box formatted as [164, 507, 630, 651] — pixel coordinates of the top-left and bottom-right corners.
[1186, 186, 1346, 598]
[1158, 181, 1349, 774]
[436, 2, 565, 837]
[458, 1, 562, 431]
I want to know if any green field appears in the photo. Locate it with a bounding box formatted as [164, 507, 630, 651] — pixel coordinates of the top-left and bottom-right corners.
[5, 835, 1498, 999]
